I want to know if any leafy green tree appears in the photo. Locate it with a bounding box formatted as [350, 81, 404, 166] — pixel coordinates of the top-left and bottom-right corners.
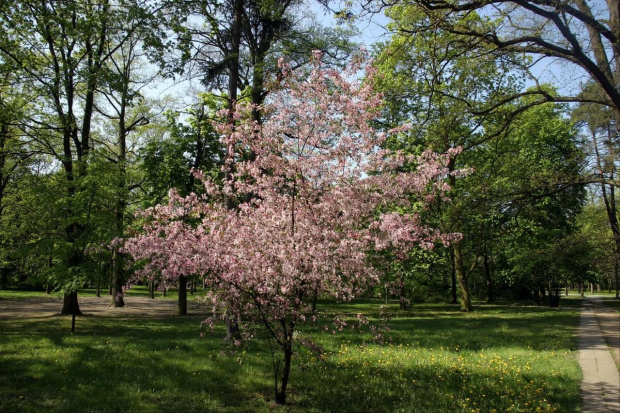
[374, 5, 528, 311]
[572, 84, 620, 298]
[375, 4, 586, 310]
[0, 0, 170, 313]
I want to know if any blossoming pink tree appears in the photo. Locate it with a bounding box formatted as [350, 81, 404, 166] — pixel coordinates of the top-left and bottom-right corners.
[124, 52, 461, 404]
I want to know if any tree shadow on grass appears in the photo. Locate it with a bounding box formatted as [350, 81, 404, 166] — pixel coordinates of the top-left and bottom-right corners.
[0, 315, 277, 412]
[305, 305, 580, 354]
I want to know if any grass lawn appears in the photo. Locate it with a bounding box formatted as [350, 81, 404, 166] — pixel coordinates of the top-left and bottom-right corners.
[0, 291, 582, 412]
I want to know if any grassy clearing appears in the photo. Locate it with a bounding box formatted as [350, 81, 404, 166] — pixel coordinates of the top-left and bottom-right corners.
[0, 293, 582, 412]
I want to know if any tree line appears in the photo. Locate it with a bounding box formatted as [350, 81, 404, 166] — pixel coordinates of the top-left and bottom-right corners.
[0, 0, 617, 320]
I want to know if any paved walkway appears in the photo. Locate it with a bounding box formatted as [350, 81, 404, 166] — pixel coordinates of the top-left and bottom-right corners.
[578, 296, 620, 413]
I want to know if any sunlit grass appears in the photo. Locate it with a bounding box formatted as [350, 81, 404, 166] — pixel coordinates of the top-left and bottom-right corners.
[0, 293, 582, 412]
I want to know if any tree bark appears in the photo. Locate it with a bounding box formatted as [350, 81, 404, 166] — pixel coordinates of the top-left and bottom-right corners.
[453, 242, 472, 312]
[482, 247, 494, 302]
[61, 291, 82, 315]
[311, 289, 318, 313]
[615, 260, 619, 299]
[275, 336, 293, 404]
[399, 272, 407, 310]
[178, 275, 187, 315]
[449, 248, 457, 304]
[110, 248, 125, 307]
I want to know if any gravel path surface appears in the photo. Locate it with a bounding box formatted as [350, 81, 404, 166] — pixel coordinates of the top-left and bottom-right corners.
[0, 294, 211, 320]
[579, 296, 620, 413]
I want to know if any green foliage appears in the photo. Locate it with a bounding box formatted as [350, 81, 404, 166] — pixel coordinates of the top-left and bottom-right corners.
[139, 93, 225, 207]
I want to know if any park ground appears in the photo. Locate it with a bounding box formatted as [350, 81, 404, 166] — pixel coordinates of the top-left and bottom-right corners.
[1, 288, 618, 412]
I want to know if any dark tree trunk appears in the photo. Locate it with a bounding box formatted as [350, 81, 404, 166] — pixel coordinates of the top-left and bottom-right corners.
[110, 248, 125, 307]
[615, 260, 619, 299]
[61, 291, 82, 315]
[483, 248, 494, 302]
[533, 287, 541, 305]
[275, 340, 293, 405]
[178, 275, 187, 315]
[226, 315, 240, 341]
[548, 283, 560, 307]
[149, 279, 155, 299]
[450, 249, 457, 304]
[311, 288, 318, 313]
[399, 272, 407, 310]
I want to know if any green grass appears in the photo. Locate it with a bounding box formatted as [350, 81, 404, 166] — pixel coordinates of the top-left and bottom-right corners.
[0, 293, 582, 412]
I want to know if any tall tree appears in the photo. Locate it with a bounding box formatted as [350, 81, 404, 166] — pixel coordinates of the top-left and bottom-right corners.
[374, 5, 526, 310]
[573, 83, 620, 298]
[0, 0, 167, 313]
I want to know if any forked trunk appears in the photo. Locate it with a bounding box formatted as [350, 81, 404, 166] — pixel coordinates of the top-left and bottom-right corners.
[275, 341, 293, 404]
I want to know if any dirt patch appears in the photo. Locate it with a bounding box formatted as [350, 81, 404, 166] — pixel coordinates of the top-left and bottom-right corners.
[0, 294, 212, 320]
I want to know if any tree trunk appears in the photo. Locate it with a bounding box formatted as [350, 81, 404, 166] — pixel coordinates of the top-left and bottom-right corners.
[178, 275, 187, 315]
[226, 315, 240, 341]
[483, 248, 494, 302]
[311, 288, 318, 313]
[399, 272, 407, 310]
[548, 282, 560, 307]
[615, 260, 619, 299]
[449, 248, 457, 304]
[149, 279, 155, 299]
[110, 248, 125, 307]
[275, 341, 293, 405]
[61, 291, 82, 315]
[453, 243, 472, 311]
